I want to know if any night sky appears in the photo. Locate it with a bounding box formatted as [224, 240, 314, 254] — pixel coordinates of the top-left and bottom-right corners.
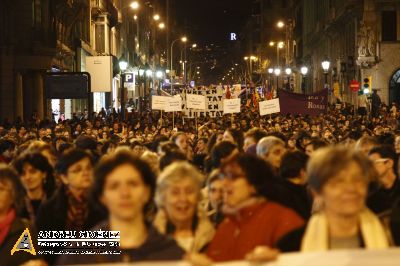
[175, 0, 254, 46]
[175, 0, 255, 83]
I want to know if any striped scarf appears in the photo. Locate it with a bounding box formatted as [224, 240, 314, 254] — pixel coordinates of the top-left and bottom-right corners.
[65, 189, 88, 230]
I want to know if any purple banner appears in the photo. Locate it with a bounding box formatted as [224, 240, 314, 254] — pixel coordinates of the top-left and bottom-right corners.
[279, 89, 328, 116]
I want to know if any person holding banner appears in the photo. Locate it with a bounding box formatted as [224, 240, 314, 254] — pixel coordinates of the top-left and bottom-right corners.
[277, 146, 392, 252]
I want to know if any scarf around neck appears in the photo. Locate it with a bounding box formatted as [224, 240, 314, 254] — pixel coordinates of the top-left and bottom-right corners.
[0, 208, 16, 245]
[301, 208, 389, 252]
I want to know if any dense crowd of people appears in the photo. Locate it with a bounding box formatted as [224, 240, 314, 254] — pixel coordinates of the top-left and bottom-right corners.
[1, 101, 400, 266]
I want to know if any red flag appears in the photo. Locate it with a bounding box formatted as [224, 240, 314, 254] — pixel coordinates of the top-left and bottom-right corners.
[225, 85, 231, 99]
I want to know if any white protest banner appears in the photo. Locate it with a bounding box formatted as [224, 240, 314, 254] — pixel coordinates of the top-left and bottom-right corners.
[164, 96, 182, 112]
[186, 94, 206, 110]
[181, 86, 224, 118]
[223, 98, 241, 114]
[259, 98, 280, 116]
[87, 248, 400, 266]
[151, 95, 168, 110]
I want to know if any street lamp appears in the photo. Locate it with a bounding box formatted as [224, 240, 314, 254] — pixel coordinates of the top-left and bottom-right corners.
[269, 41, 284, 66]
[156, 70, 163, 79]
[321, 57, 330, 86]
[285, 67, 292, 75]
[170, 36, 187, 94]
[300, 66, 308, 94]
[268, 68, 274, 74]
[146, 69, 153, 78]
[274, 67, 281, 90]
[153, 14, 160, 21]
[119, 60, 128, 120]
[130, 1, 139, 10]
[277, 21, 285, 28]
[158, 22, 165, 29]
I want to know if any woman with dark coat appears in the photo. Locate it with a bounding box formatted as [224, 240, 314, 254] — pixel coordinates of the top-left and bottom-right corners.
[36, 149, 104, 265]
[57, 150, 184, 264]
[13, 151, 56, 224]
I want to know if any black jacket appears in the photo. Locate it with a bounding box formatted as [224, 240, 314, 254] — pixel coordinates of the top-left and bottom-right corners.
[367, 178, 400, 215]
[56, 221, 185, 264]
[35, 186, 105, 265]
[268, 177, 313, 220]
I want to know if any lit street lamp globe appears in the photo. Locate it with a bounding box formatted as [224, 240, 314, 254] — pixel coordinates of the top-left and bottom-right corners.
[119, 61, 128, 71]
[285, 68, 292, 75]
[156, 71, 163, 79]
[268, 68, 274, 74]
[146, 69, 153, 77]
[274, 68, 281, 76]
[130, 1, 139, 10]
[321, 59, 330, 73]
[300, 66, 308, 75]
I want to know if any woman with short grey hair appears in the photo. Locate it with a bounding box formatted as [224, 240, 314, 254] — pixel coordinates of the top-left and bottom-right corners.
[154, 161, 215, 252]
[278, 146, 392, 252]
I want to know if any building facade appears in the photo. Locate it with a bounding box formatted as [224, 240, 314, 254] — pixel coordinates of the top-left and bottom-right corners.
[301, 0, 400, 105]
[0, 0, 171, 123]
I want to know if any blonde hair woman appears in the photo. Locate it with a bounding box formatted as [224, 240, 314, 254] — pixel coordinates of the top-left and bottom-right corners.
[154, 161, 215, 252]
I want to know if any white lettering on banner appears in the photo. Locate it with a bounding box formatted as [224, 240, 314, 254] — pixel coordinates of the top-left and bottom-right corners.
[259, 98, 280, 116]
[164, 97, 182, 112]
[307, 102, 326, 110]
[182, 87, 224, 118]
[151, 95, 168, 110]
[230, 33, 237, 40]
[223, 98, 241, 114]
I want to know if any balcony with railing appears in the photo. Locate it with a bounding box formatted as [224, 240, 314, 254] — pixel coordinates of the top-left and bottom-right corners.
[91, 0, 118, 27]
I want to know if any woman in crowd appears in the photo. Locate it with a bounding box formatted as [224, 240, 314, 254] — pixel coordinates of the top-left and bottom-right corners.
[222, 128, 244, 152]
[36, 148, 102, 264]
[154, 161, 215, 252]
[58, 150, 184, 264]
[13, 152, 56, 223]
[0, 165, 44, 266]
[27, 141, 58, 168]
[205, 141, 238, 173]
[171, 132, 193, 160]
[277, 146, 391, 251]
[206, 154, 304, 261]
[203, 169, 224, 226]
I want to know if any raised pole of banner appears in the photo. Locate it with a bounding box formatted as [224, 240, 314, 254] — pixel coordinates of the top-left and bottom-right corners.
[195, 110, 198, 136]
[172, 111, 175, 129]
[160, 110, 163, 127]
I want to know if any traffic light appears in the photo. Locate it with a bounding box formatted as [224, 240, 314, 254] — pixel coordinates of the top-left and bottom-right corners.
[362, 76, 372, 94]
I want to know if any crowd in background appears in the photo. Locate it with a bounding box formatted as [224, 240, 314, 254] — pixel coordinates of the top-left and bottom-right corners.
[1, 101, 400, 266]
